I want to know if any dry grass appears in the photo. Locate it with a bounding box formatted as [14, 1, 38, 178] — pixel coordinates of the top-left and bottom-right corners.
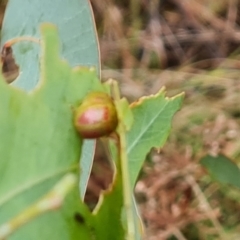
[88, 0, 240, 239]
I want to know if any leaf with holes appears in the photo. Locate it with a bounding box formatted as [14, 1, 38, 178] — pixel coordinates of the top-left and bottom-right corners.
[127, 88, 184, 188]
[0, 24, 104, 239]
[1, 0, 100, 198]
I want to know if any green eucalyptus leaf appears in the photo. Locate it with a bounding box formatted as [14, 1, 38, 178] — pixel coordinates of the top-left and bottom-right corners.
[1, 174, 94, 240]
[1, 0, 100, 198]
[0, 24, 104, 239]
[200, 154, 240, 189]
[92, 172, 125, 240]
[106, 86, 183, 239]
[1, 0, 99, 89]
[127, 88, 184, 188]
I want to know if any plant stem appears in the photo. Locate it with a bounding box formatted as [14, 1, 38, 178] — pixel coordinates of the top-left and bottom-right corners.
[111, 80, 135, 240]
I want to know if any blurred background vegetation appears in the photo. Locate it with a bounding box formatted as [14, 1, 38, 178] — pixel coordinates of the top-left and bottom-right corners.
[90, 1, 240, 239]
[2, 0, 240, 239]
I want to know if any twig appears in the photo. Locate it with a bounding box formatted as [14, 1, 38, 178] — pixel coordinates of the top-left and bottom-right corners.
[220, 0, 238, 55]
[172, 227, 188, 240]
[185, 174, 227, 240]
[161, 17, 186, 63]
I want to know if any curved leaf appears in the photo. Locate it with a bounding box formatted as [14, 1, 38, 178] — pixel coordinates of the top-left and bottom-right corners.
[0, 24, 104, 239]
[1, 0, 100, 197]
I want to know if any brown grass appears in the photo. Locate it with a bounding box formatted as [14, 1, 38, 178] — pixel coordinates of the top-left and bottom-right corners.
[88, 0, 240, 239]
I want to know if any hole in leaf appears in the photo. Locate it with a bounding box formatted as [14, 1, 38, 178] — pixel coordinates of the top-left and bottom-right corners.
[1, 44, 19, 84]
[84, 139, 114, 211]
[74, 212, 85, 224]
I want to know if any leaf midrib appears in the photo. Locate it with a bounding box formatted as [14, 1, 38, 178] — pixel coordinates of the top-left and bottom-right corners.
[127, 101, 168, 155]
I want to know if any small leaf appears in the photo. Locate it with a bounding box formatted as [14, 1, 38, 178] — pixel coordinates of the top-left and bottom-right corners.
[200, 154, 240, 189]
[127, 88, 184, 187]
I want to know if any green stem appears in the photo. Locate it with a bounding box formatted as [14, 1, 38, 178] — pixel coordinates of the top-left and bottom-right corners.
[112, 80, 135, 240]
